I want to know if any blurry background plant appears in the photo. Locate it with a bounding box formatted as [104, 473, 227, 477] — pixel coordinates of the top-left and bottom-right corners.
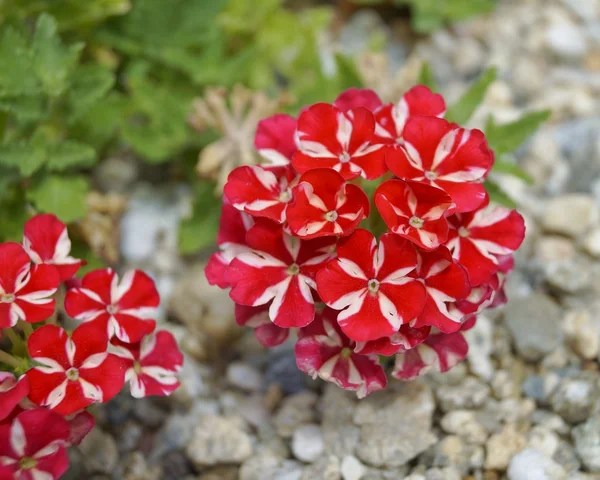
[0, 0, 545, 263]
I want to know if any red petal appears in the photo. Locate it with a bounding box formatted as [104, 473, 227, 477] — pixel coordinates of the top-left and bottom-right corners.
[255, 113, 297, 165]
[0, 374, 29, 422]
[67, 411, 95, 446]
[79, 353, 125, 405]
[0, 242, 30, 293]
[15, 264, 60, 324]
[27, 324, 70, 370]
[139, 331, 183, 372]
[255, 323, 290, 347]
[115, 270, 160, 311]
[217, 203, 255, 246]
[70, 321, 110, 367]
[354, 324, 431, 356]
[205, 252, 230, 288]
[334, 88, 383, 112]
[436, 180, 488, 214]
[402, 85, 446, 117]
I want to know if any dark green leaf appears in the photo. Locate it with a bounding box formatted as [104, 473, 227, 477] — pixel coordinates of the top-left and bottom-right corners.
[27, 175, 89, 222]
[446, 68, 497, 124]
[67, 64, 115, 123]
[492, 157, 534, 184]
[485, 110, 551, 155]
[417, 62, 437, 92]
[484, 179, 517, 208]
[0, 138, 47, 176]
[178, 180, 221, 254]
[46, 140, 97, 171]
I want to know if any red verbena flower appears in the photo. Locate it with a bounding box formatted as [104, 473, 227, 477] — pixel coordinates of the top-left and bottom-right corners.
[353, 324, 431, 356]
[25, 322, 125, 415]
[110, 330, 183, 398]
[23, 214, 82, 282]
[64, 268, 159, 343]
[0, 374, 29, 423]
[293, 103, 387, 180]
[227, 220, 335, 328]
[334, 88, 383, 113]
[0, 408, 70, 480]
[255, 113, 298, 166]
[375, 179, 454, 250]
[66, 411, 95, 446]
[295, 307, 387, 398]
[316, 229, 426, 342]
[0, 242, 60, 329]
[392, 331, 469, 380]
[446, 204, 526, 286]
[235, 303, 290, 348]
[287, 169, 370, 239]
[386, 116, 493, 213]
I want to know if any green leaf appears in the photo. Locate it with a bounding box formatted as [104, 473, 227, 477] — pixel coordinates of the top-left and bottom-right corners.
[485, 110, 551, 155]
[27, 175, 89, 222]
[67, 64, 115, 123]
[492, 156, 534, 184]
[0, 96, 45, 123]
[0, 138, 47, 176]
[484, 180, 517, 208]
[0, 183, 28, 242]
[417, 62, 437, 92]
[31, 14, 83, 97]
[178, 181, 221, 254]
[70, 240, 106, 276]
[46, 140, 96, 171]
[446, 67, 497, 124]
[0, 27, 41, 97]
[334, 54, 363, 90]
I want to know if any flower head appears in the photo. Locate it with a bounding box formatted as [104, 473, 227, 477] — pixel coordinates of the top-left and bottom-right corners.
[255, 113, 298, 166]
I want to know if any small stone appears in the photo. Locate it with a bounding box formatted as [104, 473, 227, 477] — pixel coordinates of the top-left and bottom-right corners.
[522, 373, 561, 405]
[550, 373, 598, 424]
[531, 410, 569, 435]
[424, 466, 461, 480]
[274, 391, 318, 438]
[265, 351, 309, 394]
[573, 416, 600, 472]
[78, 427, 118, 474]
[504, 293, 563, 361]
[301, 455, 341, 480]
[553, 440, 581, 473]
[292, 425, 325, 463]
[185, 415, 253, 467]
[426, 436, 473, 475]
[436, 377, 491, 412]
[544, 256, 594, 294]
[464, 315, 494, 381]
[226, 362, 264, 392]
[545, 21, 588, 60]
[528, 426, 560, 457]
[440, 410, 488, 445]
[321, 386, 360, 458]
[583, 228, 600, 257]
[341, 455, 367, 480]
[197, 467, 239, 480]
[563, 310, 600, 359]
[507, 449, 567, 480]
[542, 195, 599, 237]
[484, 425, 527, 471]
[239, 449, 303, 480]
[535, 236, 577, 263]
[491, 370, 516, 399]
[122, 452, 163, 480]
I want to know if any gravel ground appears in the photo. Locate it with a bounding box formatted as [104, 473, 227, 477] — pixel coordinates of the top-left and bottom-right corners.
[66, 0, 600, 478]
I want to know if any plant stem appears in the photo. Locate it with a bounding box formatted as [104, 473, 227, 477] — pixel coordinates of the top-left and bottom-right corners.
[0, 350, 21, 369]
[19, 322, 34, 338]
[5, 328, 22, 348]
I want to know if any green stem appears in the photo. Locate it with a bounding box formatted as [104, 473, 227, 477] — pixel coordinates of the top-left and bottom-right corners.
[19, 322, 34, 338]
[4, 328, 22, 348]
[0, 350, 21, 369]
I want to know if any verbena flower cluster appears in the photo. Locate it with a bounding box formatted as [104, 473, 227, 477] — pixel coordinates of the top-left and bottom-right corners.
[207, 86, 526, 398]
[0, 214, 183, 480]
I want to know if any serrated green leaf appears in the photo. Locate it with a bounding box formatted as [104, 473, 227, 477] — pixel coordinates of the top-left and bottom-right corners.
[492, 157, 534, 184]
[485, 110, 551, 155]
[484, 180, 517, 208]
[0, 182, 28, 242]
[417, 62, 437, 92]
[27, 175, 89, 222]
[0, 96, 45, 123]
[71, 91, 127, 149]
[0, 27, 40, 97]
[31, 14, 83, 97]
[446, 68, 497, 124]
[335, 54, 363, 90]
[0, 138, 47, 176]
[67, 64, 115, 123]
[46, 140, 96, 171]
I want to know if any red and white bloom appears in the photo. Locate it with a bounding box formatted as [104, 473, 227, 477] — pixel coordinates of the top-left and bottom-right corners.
[227, 221, 335, 328]
[205, 203, 255, 289]
[235, 304, 290, 348]
[374, 85, 446, 144]
[64, 268, 159, 343]
[446, 204, 526, 286]
[295, 307, 387, 398]
[292, 103, 387, 180]
[392, 331, 469, 380]
[353, 324, 431, 356]
[0, 374, 29, 423]
[0, 242, 60, 329]
[110, 331, 183, 398]
[375, 180, 454, 250]
[334, 88, 383, 113]
[287, 169, 370, 239]
[25, 322, 125, 415]
[386, 116, 493, 213]
[223, 165, 296, 223]
[255, 113, 298, 166]
[0, 408, 70, 480]
[316, 229, 426, 342]
[410, 246, 471, 333]
[23, 214, 82, 282]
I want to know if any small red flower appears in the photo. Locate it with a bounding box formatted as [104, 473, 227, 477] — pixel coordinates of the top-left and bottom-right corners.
[205, 203, 255, 289]
[293, 103, 387, 180]
[374, 85, 446, 144]
[452, 273, 500, 319]
[255, 113, 298, 166]
[353, 324, 431, 356]
[23, 214, 82, 282]
[0, 242, 60, 329]
[392, 331, 469, 380]
[110, 331, 183, 398]
[0, 408, 70, 480]
[287, 169, 370, 239]
[295, 307, 387, 398]
[0, 374, 29, 423]
[446, 204, 526, 286]
[410, 246, 471, 333]
[64, 268, 159, 343]
[223, 165, 296, 223]
[386, 116, 493, 212]
[235, 304, 290, 348]
[227, 221, 335, 328]
[334, 88, 383, 113]
[25, 322, 125, 415]
[316, 229, 426, 342]
[66, 411, 95, 446]
[375, 180, 454, 250]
